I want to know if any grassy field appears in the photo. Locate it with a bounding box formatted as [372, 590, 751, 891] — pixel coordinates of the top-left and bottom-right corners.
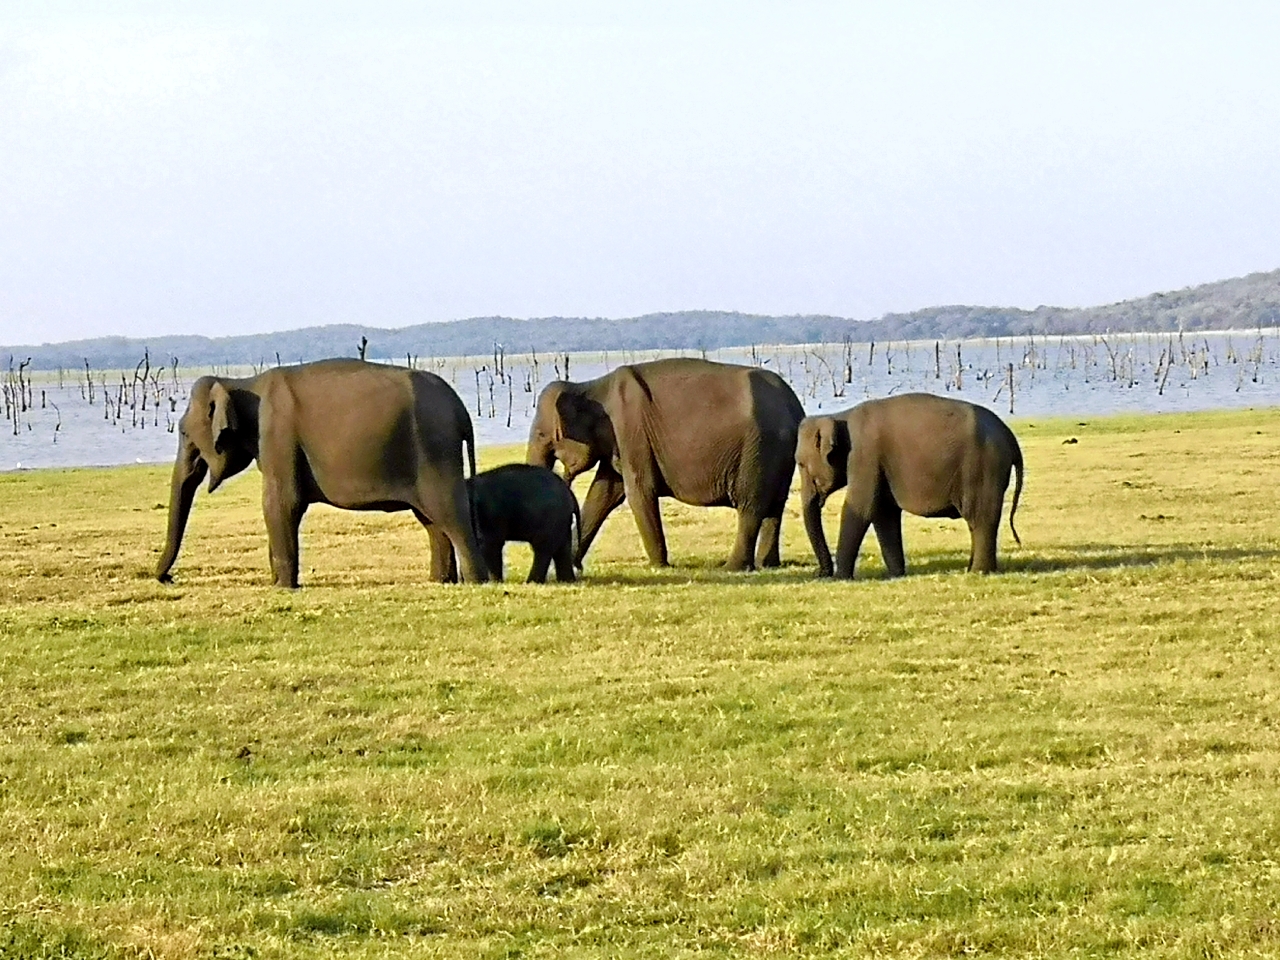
[2, 409, 1280, 958]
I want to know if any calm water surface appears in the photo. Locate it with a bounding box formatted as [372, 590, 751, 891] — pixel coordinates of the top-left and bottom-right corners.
[4, 331, 1278, 472]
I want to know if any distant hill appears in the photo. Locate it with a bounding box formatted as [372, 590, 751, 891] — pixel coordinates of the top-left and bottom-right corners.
[6, 268, 1280, 371]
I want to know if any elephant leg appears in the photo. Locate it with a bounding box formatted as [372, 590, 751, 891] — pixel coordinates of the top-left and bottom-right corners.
[576, 471, 627, 564]
[755, 516, 781, 568]
[626, 486, 669, 566]
[526, 549, 552, 584]
[451, 530, 489, 583]
[834, 498, 872, 580]
[263, 481, 305, 589]
[872, 503, 907, 578]
[417, 515, 459, 584]
[418, 476, 489, 583]
[968, 516, 1000, 574]
[726, 507, 763, 571]
[553, 542, 577, 582]
[483, 541, 505, 582]
[755, 459, 794, 569]
[755, 488, 788, 568]
[437, 534, 459, 583]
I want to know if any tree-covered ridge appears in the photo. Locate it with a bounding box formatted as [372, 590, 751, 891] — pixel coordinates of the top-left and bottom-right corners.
[8, 267, 1280, 370]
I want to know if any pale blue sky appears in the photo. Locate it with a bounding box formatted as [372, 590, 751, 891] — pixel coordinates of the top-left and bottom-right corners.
[2, 1, 1278, 343]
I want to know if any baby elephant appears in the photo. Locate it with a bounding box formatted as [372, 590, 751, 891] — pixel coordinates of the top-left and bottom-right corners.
[468, 464, 581, 583]
[796, 393, 1023, 578]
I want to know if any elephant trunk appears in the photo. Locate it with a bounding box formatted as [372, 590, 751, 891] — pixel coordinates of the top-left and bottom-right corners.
[156, 439, 208, 583]
[527, 438, 555, 471]
[801, 481, 833, 577]
[574, 470, 625, 565]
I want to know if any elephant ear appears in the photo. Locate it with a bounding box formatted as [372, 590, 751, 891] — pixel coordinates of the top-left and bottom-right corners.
[551, 389, 573, 443]
[555, 389, 599, 443]
[815, 417, 839, 463]
[209, 382, 238, 454]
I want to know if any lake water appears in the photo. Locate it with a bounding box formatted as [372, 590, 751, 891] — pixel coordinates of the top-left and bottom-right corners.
[4, 330, 1278, 472]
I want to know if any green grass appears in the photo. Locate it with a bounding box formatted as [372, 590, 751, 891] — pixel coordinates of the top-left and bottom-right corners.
[2, 409, 1280, 958]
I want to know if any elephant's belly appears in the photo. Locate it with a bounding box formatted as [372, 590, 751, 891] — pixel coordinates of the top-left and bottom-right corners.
[665, 490, 733, 508]
[922, 505, 962, 520]
[349, 499, 414, 513]
[316, 493, 414, 512]
[896, 496, 957, 519]
[886, 471, 961, 520]
[892, 487, 961, 520]
[660, 474, 734, 508]
[653, 456, 740, 508]
[309, 475, 417, 513]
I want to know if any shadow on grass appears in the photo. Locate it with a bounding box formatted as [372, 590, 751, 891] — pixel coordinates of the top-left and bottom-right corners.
[148, 543, 1280, 592]
[995, 542, 1280, 576]
[578, 543, 1280, 586]
[579, 557, 817, 587]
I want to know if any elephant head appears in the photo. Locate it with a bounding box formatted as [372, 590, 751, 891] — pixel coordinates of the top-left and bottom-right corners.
[795, 415, 849, 577]
[527, 381, 616, 483]
[156, 377, 259, 582]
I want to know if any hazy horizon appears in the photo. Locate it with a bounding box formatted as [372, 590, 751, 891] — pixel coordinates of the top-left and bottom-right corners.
[3, 2, 1279, 344]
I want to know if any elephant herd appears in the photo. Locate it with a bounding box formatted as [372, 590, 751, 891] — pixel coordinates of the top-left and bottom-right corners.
[155, 356, 1023, 587]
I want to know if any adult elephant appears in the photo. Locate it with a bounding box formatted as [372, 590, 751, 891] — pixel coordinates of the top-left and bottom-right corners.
[796, 393, 1023, 578]
[527, 358, 805, 570]
[156, 358, 488, 587]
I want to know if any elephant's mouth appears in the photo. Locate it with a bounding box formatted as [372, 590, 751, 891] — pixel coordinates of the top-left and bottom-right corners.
[555, 449, 592, 483]
[802, 483, 830, 508]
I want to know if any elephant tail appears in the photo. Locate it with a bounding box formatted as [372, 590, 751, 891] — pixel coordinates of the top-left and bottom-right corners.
[1008, 444, 1024, 546]
[462, 418, 481, 551]
[570, 492, 583, 571]
[463, 417, 478, 481]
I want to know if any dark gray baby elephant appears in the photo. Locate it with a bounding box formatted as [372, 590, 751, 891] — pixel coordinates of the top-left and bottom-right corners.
[796, 393, 1024, 578]
[466, 464, 582, 583]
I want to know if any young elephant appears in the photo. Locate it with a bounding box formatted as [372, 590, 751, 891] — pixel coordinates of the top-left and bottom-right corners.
[796, 393, 1023, 578]
[468, 464, 581, 583]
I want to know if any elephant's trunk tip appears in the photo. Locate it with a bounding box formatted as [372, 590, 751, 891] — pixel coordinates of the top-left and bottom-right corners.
[158, 441, 208, 585]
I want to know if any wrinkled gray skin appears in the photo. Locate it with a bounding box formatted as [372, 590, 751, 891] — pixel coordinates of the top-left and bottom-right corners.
[527, 358, 805, 570]
[156, 359, 489, 588]
[796, 393, 1023, 578]
[464, 464, 582, 584]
